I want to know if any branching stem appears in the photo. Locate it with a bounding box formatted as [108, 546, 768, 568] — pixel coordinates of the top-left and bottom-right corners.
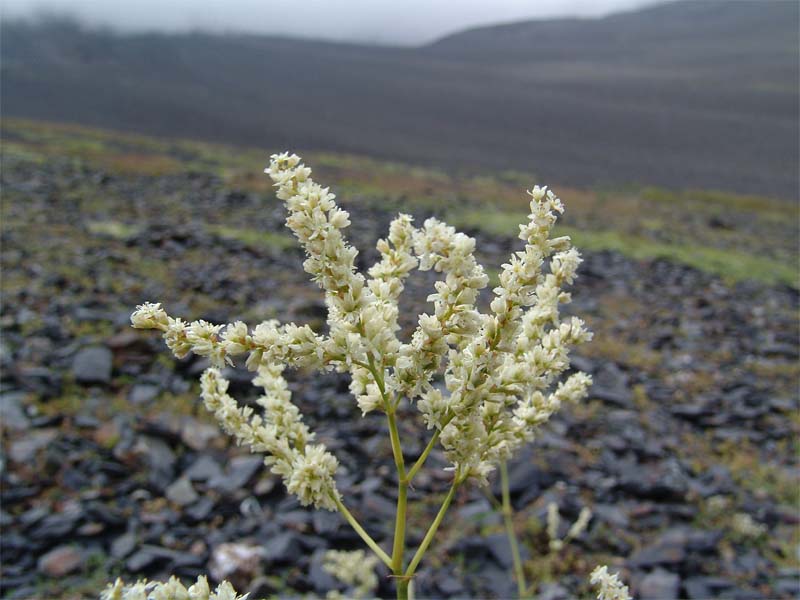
[404, 479, 460, 578]
[332, 494, 392, 568]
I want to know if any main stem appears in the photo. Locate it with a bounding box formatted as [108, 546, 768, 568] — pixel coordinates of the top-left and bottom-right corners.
[387, 410, 409, 590]
[500, 461, 527, 598]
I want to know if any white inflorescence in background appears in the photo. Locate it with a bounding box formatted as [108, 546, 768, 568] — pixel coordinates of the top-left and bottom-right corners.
[589, 565, 632, 600]
[100, 575, 246, 600]
[131, 151, 593, 507]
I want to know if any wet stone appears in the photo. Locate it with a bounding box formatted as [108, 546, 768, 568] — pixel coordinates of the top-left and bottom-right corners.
[183, 454, 223, 482]
[37, 545, 83, 577]
[9, 428, 58, 463]
[165, 477, 199, 507]
[537, 582, 571, 600]
[263, 532, 301, 563]
[72, 346, 113, 385]
[186, 496, 216, 522]
[128, 384, 160, 404]
[630, 529, 688, 568]
[639, 568, 680, 600]
[0, 392, 30, 430]
[110, 532, 137, 559]
[308, 548, 338, 594]
[208, 455, 262, 493]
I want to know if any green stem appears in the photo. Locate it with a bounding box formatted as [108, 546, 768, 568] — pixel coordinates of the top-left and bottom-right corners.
[405, 480, 460, 578]
[386, 409, 409, 587]
[332, 494, 393, 568]
[386, 410, 407, 477]
[500, 461, 527, 598]
[365, 352, 411, 596]
[396, 578, 410, 600]
[406, 429, 440, 482]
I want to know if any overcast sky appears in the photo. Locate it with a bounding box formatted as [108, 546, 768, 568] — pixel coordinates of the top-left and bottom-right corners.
[3, 0, 655, 45]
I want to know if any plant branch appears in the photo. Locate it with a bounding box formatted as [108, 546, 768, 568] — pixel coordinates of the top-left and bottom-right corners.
[404, 479, 460, 578]
[332, 494, 393, 568]
[407, 429, 440, 482]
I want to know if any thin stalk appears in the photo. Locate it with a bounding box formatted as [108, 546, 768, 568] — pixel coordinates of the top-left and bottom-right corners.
[500, 461, 527, 597]
[385, 409, 409, 588]
[332, 494, 393, 568]
[406, 429, 440, 482]
[386, 410, 407, 477]
[393, 482, 409, 597]
[405, 480, 460, 578]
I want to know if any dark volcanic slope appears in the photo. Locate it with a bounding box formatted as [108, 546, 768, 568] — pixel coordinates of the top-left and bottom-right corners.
[2, 0, 798, 198]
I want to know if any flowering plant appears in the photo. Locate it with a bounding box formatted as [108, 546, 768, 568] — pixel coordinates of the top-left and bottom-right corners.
[131, 152, 593, 598]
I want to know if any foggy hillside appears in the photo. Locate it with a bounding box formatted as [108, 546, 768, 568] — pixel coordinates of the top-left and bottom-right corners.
[2, 0, 798, 198]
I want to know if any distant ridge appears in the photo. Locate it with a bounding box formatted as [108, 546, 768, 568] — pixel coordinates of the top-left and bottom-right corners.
[2, 0, 798, 199]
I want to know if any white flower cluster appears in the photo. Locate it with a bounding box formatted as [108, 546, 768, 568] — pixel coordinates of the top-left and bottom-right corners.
[589, 566, 632, 600]
[131, 152, 591, 503]
[100, 575, 246, 600]
[323, 549, 379, 599]
[546, 502, 592, 552]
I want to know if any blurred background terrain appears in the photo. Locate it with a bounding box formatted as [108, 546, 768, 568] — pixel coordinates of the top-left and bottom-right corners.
[2, 0, 799, 198]
[1, 1, 798, 599]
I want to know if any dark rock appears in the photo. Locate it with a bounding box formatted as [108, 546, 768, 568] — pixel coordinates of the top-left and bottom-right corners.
[209, 455, 262, 493]
[774, 574, 800, 597]
[593, 504, 630, 528]
[186, 497, 216, 522]
[361, 493, 396, 520]
[277, 510, 311, 530]
[684, 576, 735, 599]
[135, 544, 204, 570]
[179, 417, 219, 450]
[165, 477, 199, 506]
[685, 529, 722, 553]
[590, 362, 633, 407]
[670, 400, 715, 421]
[437, 573, 465, 596]
[476, 564, 518, 600]
[37, 545, 83, 577]
[308, 548, 339, 593]
[618, 458, 689, 501]
[630, 528, 687, 568]
[183, 455, 223, 482]
[74, 414, 100, 428]
[14, 366, 62, 398]
[110, 532, 137, 559]
[134, 435, 176, 491]
[72, 346, 113, 384]
[77, 521, 104, 536]
[457, 498, 501, 527]
[537, 582, 571, 600]
[263, 532, 301, 563]
[312, 510, 340, 535]
[639, 569, 680, 600]
[484, 532, 520, 569]
[0, 392, 30, 430]
[493, 452, 547, 497]
[247, 576, 278, 599]
[569, 354, 595, 374]
[29, 503, 83, 540]
[19, 505, 49, 528]
[126, 548, 159, 572]
[8, 428, 58, 463]
[128, 384, 160, 404]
